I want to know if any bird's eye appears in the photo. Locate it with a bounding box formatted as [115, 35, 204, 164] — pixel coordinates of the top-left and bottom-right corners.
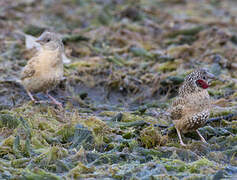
[203, 76, 206, 80]
[46, 38, 50, 42]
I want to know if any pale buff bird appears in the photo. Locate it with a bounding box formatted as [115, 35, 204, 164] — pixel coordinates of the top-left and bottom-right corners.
[169, 68, 216, 146]
[21, 31, 64, 109]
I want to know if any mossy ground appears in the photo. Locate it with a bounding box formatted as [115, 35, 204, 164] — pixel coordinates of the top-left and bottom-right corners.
[0, 0, 237, 179]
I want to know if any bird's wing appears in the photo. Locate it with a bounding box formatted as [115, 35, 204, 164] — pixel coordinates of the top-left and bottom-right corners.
[171, 97, 186, 107]
[169, 104, 184, 120]
[169, 97, 186, 120]
[20, 57, 38, 80]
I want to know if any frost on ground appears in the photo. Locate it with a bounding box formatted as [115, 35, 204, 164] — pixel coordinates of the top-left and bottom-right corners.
[0, 0, 236, 179]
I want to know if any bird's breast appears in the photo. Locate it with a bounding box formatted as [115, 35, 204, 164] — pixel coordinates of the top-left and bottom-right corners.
[35, 49, 63, 79]
[185, 90, 210, 111]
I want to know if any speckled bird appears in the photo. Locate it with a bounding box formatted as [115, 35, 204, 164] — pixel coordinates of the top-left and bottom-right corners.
[169, 68, 215, 146]
[21, 31, 64, 109]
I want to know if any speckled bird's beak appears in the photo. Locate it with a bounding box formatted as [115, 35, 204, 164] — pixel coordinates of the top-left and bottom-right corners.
[206, 72, 217, 80]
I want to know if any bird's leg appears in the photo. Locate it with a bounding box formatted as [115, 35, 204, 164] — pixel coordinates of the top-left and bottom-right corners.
[196, 130, 207, 143]
[176, 129, 186, 146]
[46, 91, 63, 109]
[27, 90, 49, 104]
[26, 90, 36, 102]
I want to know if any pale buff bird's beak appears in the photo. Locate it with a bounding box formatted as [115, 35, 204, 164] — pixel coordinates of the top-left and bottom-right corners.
[35, 36, 45, 45]
[36, 40, 44, 45]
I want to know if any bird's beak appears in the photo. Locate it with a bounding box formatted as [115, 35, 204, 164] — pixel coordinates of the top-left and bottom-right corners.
[36, 36, 44, 45]
[36, 40, 43, 45]
[206, 72, 217, 80]
[207, 72, 226, 83]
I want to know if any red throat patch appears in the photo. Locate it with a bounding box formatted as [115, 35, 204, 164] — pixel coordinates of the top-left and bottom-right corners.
[196, 79, 209, 89]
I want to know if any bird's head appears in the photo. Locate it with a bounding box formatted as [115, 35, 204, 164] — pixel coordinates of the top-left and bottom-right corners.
[36, 31, 64, 52]
[187, 68, 216, 89]
[179, 68, 216, 95]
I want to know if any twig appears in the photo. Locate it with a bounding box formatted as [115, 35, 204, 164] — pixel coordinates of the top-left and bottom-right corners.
[205, 113, 237, 125]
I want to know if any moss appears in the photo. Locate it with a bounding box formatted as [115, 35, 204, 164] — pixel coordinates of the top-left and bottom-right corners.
[69, 124, 94, 150]
[66, 58, 104, 72]
[231, 91, 237, 98]
[82, 116, 111, 145]
[0, 136, 15, 155]
[23, 24, 45, 36]
[161, 157, 218, 174]
[38, 121, 55, 132]
[0, 114, 20, 129]
[103, 136, 113, 143]
[33, 146, 68, 165]
[31, 136, 49, 149]
[13, 135, 22, 158]
[47, 146, 68, 163]
[210, 110, 233, 118]
[121, 112, 144, 122]
[62, 34, 89, 43]
[11, 158, 30, 168]
[67, 162, 95, 178]
[106, 55, 127, 66]
[128, 139, 139, 151]
[208, 151, 226, 163]
[189, 158, 215, 174]
[105, 143, 115, 151]
[164, 159, 187, 172]
[129, 46, 153, 59]
[166, 26, 204, 38]
[209, 80, 224, 87]
[208, 89, 223, 96]
[56, 124, 75, 142]
[20, 168, 61, 180]
[230, 151, 237, 166]
[119, 120, 148, 129]
[160, 75, 184, 86]
[99, 111, 118, 117]
[140, 126, 166, 148]
[122, 132, 134, 139]
[156, 60, 181, 72]
[0, 0, 237, 178]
